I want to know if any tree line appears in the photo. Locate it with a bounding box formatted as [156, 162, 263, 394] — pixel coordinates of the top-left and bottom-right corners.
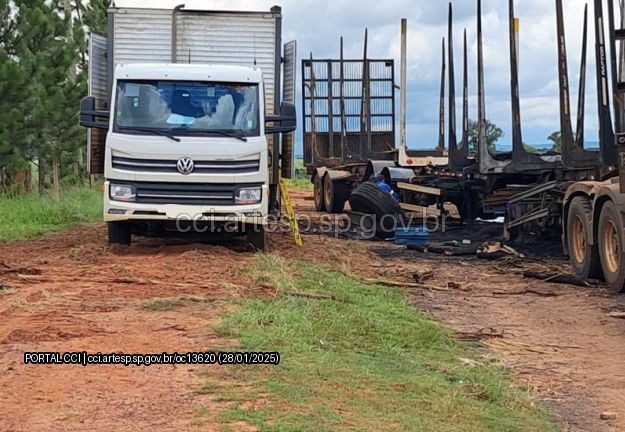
[0, 0, 107, 195]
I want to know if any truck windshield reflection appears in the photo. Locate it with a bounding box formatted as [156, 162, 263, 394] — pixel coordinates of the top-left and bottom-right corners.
[114, 81, 260, 137]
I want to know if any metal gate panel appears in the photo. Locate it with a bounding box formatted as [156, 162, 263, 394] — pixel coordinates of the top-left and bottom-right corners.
[302, 59, 396, 171]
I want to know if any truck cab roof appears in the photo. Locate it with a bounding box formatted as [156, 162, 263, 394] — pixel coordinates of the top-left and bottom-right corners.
[114, 63, 264, 83]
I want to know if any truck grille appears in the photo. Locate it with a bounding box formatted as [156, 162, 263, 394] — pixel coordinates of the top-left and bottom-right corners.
[112, 156, 260, 174]
[115, 181, 263, 206]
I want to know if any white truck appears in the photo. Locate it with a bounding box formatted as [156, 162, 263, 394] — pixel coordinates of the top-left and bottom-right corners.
[79, 5, 297, 250]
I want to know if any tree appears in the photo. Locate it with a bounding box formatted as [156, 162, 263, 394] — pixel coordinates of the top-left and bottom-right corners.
[0, 0, 106, 194]
[548, 131, 562, 153]
[467, 119, 504, 155]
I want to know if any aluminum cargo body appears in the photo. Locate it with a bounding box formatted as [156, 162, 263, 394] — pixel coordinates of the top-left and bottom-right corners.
[109, 6, 282, 115]
[88, 6, 296, 177]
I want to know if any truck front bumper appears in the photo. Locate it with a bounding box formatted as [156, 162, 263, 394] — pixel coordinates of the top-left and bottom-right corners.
[103, 180, 269, 225]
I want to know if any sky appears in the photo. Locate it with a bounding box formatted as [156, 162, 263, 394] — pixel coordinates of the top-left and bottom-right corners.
[113, 0, 605, 152]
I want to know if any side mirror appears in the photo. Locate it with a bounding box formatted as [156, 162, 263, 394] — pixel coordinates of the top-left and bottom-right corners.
[266, 102, 297, 134]
[79, 96, 110, 129]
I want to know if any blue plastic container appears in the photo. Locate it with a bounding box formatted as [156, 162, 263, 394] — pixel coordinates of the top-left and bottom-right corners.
[394, 227, 429, 246]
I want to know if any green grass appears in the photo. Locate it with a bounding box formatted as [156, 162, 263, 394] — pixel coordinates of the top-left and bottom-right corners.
[214, 254, 559, 432]
[0, 187, 102, 242]
[284, 159, 312, 190]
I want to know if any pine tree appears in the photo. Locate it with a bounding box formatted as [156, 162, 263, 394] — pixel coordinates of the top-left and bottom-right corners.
[0, 0, 108, 193]
[0, 0, 31, 191]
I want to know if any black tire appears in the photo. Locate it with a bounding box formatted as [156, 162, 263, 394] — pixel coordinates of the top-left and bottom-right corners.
[247, 224, 267, 252]
[597, 201, 625, 293]
[323, 175, 350, 214]
[348, 182, 403, 240]
[313, 175, 326, 212]
[108, 221, 131, 245]
[566, 197, 602, 280]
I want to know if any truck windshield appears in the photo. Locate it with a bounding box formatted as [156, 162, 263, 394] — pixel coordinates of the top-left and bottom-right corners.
[114, 80, 260, 138]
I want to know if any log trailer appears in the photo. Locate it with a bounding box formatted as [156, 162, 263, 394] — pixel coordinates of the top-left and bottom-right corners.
[79, 4, 297, 250]
[305, 0, 625, 293]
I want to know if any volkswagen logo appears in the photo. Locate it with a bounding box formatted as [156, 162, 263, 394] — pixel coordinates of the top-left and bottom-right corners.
[177, 157, 195, 175]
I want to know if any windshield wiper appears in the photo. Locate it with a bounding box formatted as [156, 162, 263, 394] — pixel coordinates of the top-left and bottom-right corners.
[175, 128, 248, 142]
[118, 127, 181, 142]
[212, 130, 248, 142]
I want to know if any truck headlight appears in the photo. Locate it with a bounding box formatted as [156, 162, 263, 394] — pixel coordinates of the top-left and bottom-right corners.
[110, 184, 136, 202]
[235, 187, 262, 205]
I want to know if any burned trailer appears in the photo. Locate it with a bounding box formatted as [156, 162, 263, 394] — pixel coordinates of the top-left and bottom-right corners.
[302, 32, 399, 214]
[559, 0, 625, 293]
[400, 0, 616, 231]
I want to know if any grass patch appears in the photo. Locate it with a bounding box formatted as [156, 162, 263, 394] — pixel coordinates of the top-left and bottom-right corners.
[283, 159, 312, 190]
[215, 254, 559, 432]
[142, 295, 211, 311]
[0, 187, 102, 242]
[284, 175, 312, 190]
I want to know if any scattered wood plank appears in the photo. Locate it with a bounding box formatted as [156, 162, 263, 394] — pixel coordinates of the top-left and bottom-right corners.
[455, 327, 505, 341]
[413, 270, 434, 284]
[522, 271, 593, 287]
[361, 277, 451, 292]
[0, 266, 41, 275]
[607, 312, 625, 319]
[492, 289, 560, 298]
[288, 292, 336, 301]
[601, 412, 618, 421]
[397, 182, 442, 196]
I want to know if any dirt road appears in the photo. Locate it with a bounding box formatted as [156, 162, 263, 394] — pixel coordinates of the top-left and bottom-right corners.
[1, 189, 624, 431]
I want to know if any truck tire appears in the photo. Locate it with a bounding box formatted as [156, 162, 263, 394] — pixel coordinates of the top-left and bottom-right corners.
[597, 201, 625, 292]
[313, 175, 326, 212]
[348, 182, 403, 240]
[566, 197, 601, 280]
[323, 175, 350, 214]
[247, 224, 268, 252]
[108, 221, 131, 245]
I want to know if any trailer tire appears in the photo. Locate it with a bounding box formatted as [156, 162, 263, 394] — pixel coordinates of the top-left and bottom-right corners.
[108, 221, 131, 245]
[247, 224, 267, 252]
[598, 201, 625, 292]
[349, 182, 403, 240]
[324, 175, 350, 214]
[313, 175, 326, 212]
[567, 197, 601, 280]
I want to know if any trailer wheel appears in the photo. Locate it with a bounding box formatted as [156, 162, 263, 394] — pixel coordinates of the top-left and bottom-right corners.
[598, 201, 625, 292]
[348, 182, 403, 240]
[246, 224, 267, 252]
[313, 175, 326, 212]
[108, 221, 131, 245]
[567, 197, 601, 280]
[323, 175, 350, 214]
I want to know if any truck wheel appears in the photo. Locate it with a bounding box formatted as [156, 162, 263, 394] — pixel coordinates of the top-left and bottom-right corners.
[323, 175, 350, 214]
[598, 201, 625, 292]
[313, 175, 326, 212]
[247, 224, 268, 252]
[348, 182, 403, 240]
[108, 221, 131, 245]
[567, 197, 601, 280]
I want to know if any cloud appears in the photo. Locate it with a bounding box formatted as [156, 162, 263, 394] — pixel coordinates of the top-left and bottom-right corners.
[113, 0, 608, 150]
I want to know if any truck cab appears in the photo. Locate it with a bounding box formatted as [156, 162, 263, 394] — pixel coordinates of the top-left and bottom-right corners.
[106, 63, 271, 244]
[78, 5, 297, 250]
